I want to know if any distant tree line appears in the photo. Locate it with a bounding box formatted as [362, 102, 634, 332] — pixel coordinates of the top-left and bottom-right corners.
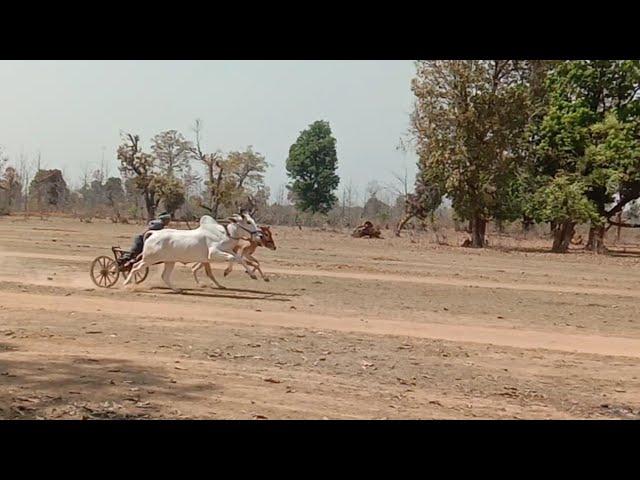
[4, 62, 640, 255]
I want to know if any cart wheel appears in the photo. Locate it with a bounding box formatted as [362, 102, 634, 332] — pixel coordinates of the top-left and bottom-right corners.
[90, 256, 119, 288]
[133, 266, 149, 284]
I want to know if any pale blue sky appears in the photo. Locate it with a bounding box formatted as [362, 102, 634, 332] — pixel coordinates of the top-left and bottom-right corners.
[0, 60, 417, 203]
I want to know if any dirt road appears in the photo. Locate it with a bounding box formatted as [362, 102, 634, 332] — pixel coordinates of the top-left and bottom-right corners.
[1, 216, 638, 419]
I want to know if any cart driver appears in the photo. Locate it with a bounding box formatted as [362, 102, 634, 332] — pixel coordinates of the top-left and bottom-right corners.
[122, 212, 172, 267]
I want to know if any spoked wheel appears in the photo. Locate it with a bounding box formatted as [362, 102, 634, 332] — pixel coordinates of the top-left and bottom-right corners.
[90, 256, 119, 288]
[131, 265, 149, 284]
[122, 263, 149, 285]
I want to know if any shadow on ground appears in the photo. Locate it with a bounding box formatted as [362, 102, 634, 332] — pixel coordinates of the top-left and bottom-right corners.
[0, 350, 219, 419]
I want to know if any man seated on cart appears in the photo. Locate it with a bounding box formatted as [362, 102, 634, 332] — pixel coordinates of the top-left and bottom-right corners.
[122, 212, 172, 268]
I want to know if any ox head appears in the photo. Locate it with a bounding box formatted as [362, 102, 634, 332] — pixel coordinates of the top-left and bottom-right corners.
[258, 226, 276, 251]
[228, 212, 260, 241]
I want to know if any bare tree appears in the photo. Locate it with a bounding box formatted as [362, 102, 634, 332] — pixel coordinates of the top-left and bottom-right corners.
[191, 119, 224, 217]
[276, 183, 287, 206]
[117, 133, 158, 220]
[0, 146, 8, 177]
[365, 180, 382, 199]
[18, 152, 34, 214]
[385, 167, 410, 202]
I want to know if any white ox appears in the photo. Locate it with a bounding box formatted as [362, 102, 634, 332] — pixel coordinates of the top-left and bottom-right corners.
[123, 214, 260, 293]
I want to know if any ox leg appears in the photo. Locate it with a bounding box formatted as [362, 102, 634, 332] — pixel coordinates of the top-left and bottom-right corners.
[161, 262, 181, 293]
[223, 261, 233, 277]
[191, 262, 203, 286]
[203, 263, 226, 289]
[236, 253, 258, 280]
[123, 259, 148, 286]
[210, 249, 257, 280]
[246, 254, 268, 282]
[223, 261, 254, 278]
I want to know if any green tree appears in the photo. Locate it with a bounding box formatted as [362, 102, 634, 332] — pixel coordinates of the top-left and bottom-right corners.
[532, 60, 640, 252]
[409, 61, 532, 247]
[215, 147, 269, 215]
[527, 175, 599, 252]
[151, 175, 185, 217]
[151, 130, 194, 178]
[286, 120, 340, 214]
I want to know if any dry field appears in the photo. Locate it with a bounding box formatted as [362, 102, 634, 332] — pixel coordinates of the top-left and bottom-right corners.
[0, 215, 639, 419]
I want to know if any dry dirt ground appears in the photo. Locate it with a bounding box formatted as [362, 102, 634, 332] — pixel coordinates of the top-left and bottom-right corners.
[0, 216, 639, 419]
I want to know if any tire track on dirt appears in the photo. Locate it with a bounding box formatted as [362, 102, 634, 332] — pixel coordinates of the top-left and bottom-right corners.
[1, 291, 639, 358]
[1, 249, 638, 298]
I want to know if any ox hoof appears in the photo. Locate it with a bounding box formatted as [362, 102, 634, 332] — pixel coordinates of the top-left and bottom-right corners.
[223, 271, 230, 277]
[263, 277, 270, 282]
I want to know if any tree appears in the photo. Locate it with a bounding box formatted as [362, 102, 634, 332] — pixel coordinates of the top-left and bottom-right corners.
[0, 149, 9, 211]
[29, 169, 69, 211]
[0, 147, 8, 178]
[190, 119, 224, 217]
[363, 193, 391, 222]
[409, 61, 531, 247]
[104, 177, 125, 218]
[527, 175, 599, 253]
[181, 161, 201, 220]
[89, 170, 106, 210]
[123, 176, 144, 219]
[395, 173, 443, 235]
[17, 152, 33, 213]
[151, 175, 185, 217]
[532, 60, 640, 252]
[118, 133, 158, 220]
[4, 167, 23, 209]
[286, 120, 340, 214]
[1, 166, 23, 212]
[151, 130, 194, 177]
[216, 147, 269, 215]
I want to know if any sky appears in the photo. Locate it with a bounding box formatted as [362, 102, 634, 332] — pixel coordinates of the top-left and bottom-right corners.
[0, 60, 418, 204]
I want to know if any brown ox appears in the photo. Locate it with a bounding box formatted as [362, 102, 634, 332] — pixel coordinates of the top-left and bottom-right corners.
[191, 226, 276, 286]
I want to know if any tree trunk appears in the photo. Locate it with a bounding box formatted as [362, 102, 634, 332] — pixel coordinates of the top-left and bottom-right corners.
[144, 190, 156, 221]
[394, 213, 415, 237]
[470, 213, 487, 248]
[212, 164, 224, 218]
[522, 215, 533, 233]
[551, 220, 575, 253]
[585, 225, 606, 253]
